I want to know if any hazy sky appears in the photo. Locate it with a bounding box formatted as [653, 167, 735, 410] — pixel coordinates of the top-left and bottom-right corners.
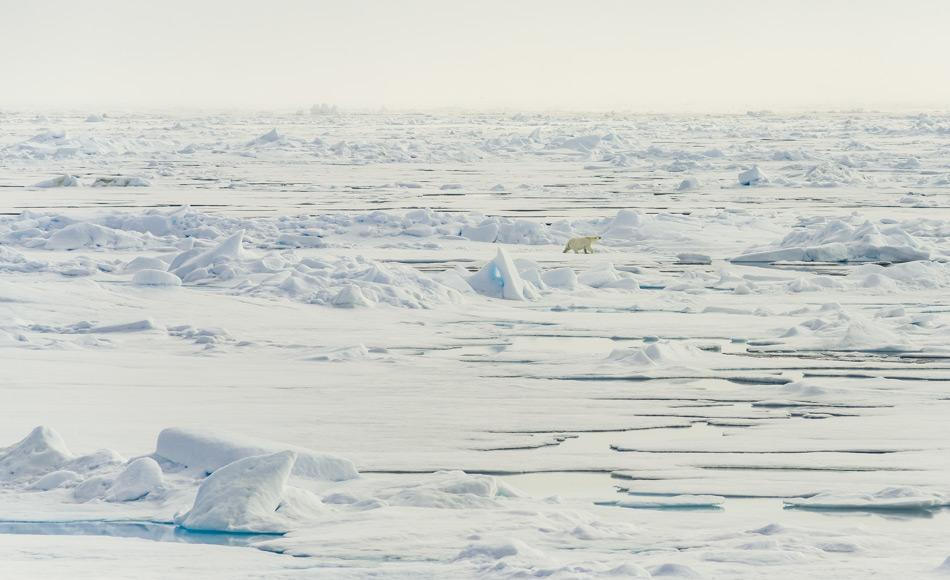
[2, 0, 948, 111]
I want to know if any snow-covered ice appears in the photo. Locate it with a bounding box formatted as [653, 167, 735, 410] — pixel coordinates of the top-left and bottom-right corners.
[2, 109, 950, 578]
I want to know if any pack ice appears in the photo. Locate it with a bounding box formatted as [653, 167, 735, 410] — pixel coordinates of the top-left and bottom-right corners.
[3, 110, 950, 579]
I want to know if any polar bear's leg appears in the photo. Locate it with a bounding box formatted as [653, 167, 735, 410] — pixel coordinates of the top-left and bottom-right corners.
[563, 243, 570, 253]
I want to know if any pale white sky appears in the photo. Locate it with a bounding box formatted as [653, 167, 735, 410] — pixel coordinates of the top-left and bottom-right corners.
[2, 0, 948, 111]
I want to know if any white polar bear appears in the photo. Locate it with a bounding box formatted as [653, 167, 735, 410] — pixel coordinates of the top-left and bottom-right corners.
[563, 236, 601, 254]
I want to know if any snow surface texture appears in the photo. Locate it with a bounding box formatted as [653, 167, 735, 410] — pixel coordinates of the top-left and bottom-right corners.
[2, 110, 950, 578]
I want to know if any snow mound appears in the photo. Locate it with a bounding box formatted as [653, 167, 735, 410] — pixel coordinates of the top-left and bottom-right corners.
[602, 209, 643, 240]
[556, 134, 602, 153]
[88, 319, 163, 333]
[738, 166, 768, 186]
[460, 222, 499, 243]
[849, 260, 950, 290]
[248, 128, 282, 146]
[598, 209, 701, 248]
[577, 263, 639, 289]
[677, 177, 701, 191]
[91, 176, 150, 187]
[45, 222, 143, 251]
[29, 470, 81, 491]
[245, 255, 462, 309]
[330, 284, 373, 308]
[760, 310, 909, 352]
[467, 248, 533, 300]
[385, 471, 523, 509]
[155, 427, 358, 481]
[0, 426, 73, 482]
[170, 231, 245, 283]
[0, 246, 46, 273]
[650, 563, 702, 577]
[457, 538, 548, 562]
[124, 256, 168, 272]
[175, 451, 296, 532]
[607, 342, 710, 370]
[542, 267, 578, 290]
[802, 162, 868, 187]
[33, 174, 80, 188]
[784, 487, 948, 511]
[105, 457, 165, 502]
[73, 476, 114, 501]
[676, 252, 711, 265]
[132, 269, 182, 287]
[734, 218, 931, 263]
[307, 344, 372, 362]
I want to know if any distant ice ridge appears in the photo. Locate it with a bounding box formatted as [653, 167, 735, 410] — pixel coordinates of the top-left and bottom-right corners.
[734, 216, 935, 263]
[800, 161, 870, 187]
[0, 208, 657, 308]
[4, 111, 950, 186]
[0, 205, 772, 254]
[1, 206, 566, 250]
[1, 128, 145, 160]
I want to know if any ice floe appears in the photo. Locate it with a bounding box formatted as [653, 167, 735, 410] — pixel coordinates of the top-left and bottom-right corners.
[785, 487, 949, 511]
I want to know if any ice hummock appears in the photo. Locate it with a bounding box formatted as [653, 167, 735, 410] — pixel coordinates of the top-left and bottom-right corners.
[738, 165, 769, 186]
[756, 308, 910, 352]
[170, 231, 245, 282]
[467, 248, 534, 300]
[607, 342, 712, 370]
[105, 457, 165, 502]
[175, 450, 298, 533]
[677, 176, 701, 191]
[734, 218, 932, 263]
[0, 426, 73, 481]
[154, 427, 358, 481]
[45, 222, 143, 251]
[247, 128, 282, 146]
[132, 269, 182, 286]
[33, 174, 80, 188]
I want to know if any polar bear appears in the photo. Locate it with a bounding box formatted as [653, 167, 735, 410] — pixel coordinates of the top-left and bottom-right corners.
[563, 236, 601, 254]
